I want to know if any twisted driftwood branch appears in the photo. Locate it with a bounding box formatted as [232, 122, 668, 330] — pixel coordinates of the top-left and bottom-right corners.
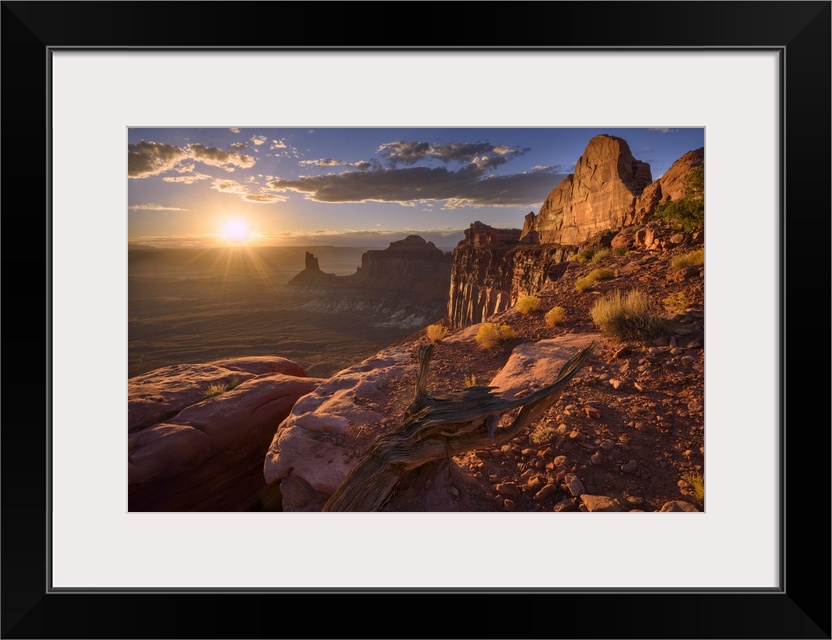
[322, 341, 596, 511]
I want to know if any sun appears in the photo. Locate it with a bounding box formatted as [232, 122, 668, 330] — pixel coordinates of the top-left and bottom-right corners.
[223, 218, 251, 243]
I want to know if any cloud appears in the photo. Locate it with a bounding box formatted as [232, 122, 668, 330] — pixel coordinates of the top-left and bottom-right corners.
[128, 141, 188, 178]
[162, 172, 212, 184]
[269, 164, 565, 208]
[129, 203, 189, 211]
[299, 158, 344, 168]
[129, 141, 257, 178]
[250, 135, 267, 146]
[229, 142, 247, 150]
[187, 144, 256, 170]
[270, 139, 287, 149]
[377, 140, 527, 167]
[210, 178, 287, 203]
[649, 128, 675, 134]
[229, 127, 241, 133]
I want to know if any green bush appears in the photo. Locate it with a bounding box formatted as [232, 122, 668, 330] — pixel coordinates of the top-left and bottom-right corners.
[662, 291, 690, 312]
[475, 323, 516, 349]
[683, 471, 705, 503]
[515, 295, 541, 315]
[590, 290, 666, 341]
[670, 248, 704, 271]
[575, 267, 615, 292]
[545, 306, 567, 327]
[653, 166, 704, 232]
[590, 247, 611, 263]
[530, 423, 559, 446]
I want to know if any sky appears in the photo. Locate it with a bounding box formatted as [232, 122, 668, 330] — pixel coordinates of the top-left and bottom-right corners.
[128, 127, 704, 249]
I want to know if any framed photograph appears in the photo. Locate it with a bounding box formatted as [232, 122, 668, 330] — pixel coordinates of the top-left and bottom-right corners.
[3, 2, 829, 638]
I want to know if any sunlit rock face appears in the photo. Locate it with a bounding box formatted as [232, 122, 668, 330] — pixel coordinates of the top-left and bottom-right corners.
[447, 222, 571, 329]
[521, 135, 653, 246]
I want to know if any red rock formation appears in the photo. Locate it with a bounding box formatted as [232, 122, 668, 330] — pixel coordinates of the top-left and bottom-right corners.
[447, 222, 571, 329]
[521, 135, 653, 245]
[128, 356, 321, 511]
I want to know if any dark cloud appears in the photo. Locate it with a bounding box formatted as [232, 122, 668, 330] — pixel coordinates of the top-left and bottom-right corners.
[186, 144, 255, 170]
[128, 141, 188, 178]
[268, 165, 565, 208]
[129, 141, 256, 178]
[377, 140, 528, 167]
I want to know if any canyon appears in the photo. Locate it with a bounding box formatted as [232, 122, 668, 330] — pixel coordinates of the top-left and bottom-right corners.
[128, 134, 705, 513]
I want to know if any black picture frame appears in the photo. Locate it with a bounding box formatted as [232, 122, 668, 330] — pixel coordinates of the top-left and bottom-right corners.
[2, 2, 829, 638]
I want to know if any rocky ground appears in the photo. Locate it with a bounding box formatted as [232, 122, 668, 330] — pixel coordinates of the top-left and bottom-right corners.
[338, 236, 705, 513]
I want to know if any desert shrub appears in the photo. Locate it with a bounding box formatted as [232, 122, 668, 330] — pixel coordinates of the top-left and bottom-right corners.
[670, 248, 704, 271]
[682, 470, 705, 503]
[575, 247, 596, 263]
[590, 247, 611, 263]
[515, 295, 541, 315]
[662, 291, 690, 312]
[530, 423, 559, 446]
[464, 373, 478, 387]
[545, 306, 567, 327]
[575, 267, 615, 293]
[475, 323, 516, 349]
[613, 246, 629, 257]
[202, 376, 241, 399]
[590, 289, 667, 341]
[653, 166, 704, 232]
[425, 323, 448, 343]
[203, 382, 229, 398]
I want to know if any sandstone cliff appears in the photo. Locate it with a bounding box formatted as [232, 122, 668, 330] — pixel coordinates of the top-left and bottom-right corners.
[447, 222, 572, 329]
[521, 135, 653, 245]
[448, 140, 704, 329]
[288, 235, 453, 330]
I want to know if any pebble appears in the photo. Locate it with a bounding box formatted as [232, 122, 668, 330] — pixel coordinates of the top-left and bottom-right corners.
[581, 495, 622, 512]
[659, 500, 699, 512]
[591, 451, 603, 465]
[500, 445, 512, 455]
[687, 339, 702, 349]
[564, 473, 586, 497]
[634, 382, 644, 392]
[609, 379, 623, 389]
[449, 486, 459, 497]
[554, 499, 575, 512]
[688, 399, 703, 413]
[534, 484, 559, 501]
[503, 499, 516, 511]
[569, 430, 582, 440]
[626, 495, 644, 505]
[521, 448, 535, 456]
[496, 482, 519, 495]
[564, 404, 578, 416]
[621, 460, 638, 473]
[612, 346, 631, 359]
[475, 450, 491, 459]
[493, 494, 504, 505]
[527, 477, 545, 492]
[553, 455, 569, 468]
[584, 406, 602, 420]
[600, 440, 615, 451]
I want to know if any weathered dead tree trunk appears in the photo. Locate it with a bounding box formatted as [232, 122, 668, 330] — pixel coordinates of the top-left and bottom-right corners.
[322, 341, 596, 511]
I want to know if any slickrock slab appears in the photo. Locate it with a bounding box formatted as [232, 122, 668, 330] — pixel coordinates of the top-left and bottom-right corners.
[129, 357, 319, 511]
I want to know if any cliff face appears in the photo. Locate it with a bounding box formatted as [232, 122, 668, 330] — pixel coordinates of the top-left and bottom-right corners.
[448, 222, 571, 329]
[521, 135, 653, 245]
[448, 141, 704, 329]
[288, 235, 453, 329]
